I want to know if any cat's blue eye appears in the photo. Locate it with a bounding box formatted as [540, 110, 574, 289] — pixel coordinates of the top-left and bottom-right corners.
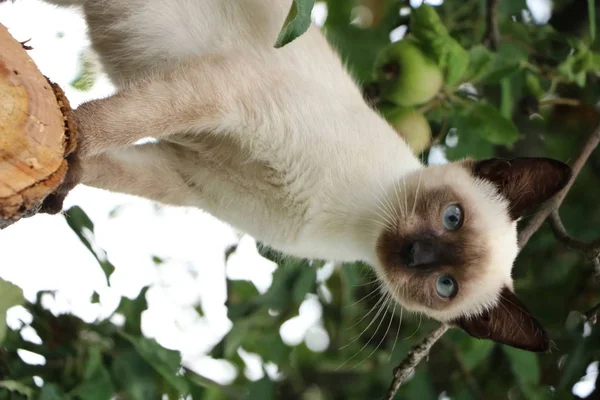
[435, 274, 457, 299]
[443, 204, 463, 231]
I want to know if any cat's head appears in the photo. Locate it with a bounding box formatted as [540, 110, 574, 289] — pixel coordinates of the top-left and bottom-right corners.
[374, 157, 571, 352]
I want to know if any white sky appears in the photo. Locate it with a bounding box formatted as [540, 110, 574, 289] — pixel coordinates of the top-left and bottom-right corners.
[0, 0, 595, 397]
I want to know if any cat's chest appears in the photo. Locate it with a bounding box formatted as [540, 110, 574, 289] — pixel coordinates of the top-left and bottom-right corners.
[165, 134, 316, 246]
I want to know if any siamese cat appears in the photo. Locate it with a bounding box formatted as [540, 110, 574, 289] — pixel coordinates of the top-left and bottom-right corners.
[30, 0, 570, 352]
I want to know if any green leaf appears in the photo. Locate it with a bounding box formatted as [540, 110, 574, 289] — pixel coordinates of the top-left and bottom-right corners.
[466, 45, 494, 82]
[64, 206, 115, 284]
[185, 378, 207, 399]
[223, 320, 251, 358]
[524, 71, 543, 97]
[0, 278, 25, 344]
[38, 384, 68, 400]
[70, 50, 97, 91]
[90, 292, 100, 304]
[455, 103, 521, 146]
[403, 368, 436, 400]
[557, 40, 594, 87]
[275, 0, 315, 48]
[410, 4, 469, 85]
[228, 280, 260, 306]
[112, 347, 159, 400]
[481, 63, 521, 84]
[461, 339, 495, 370]
[323, 1, 400, 82]
[245, 375, 274, 400]
[116, 287, 149, 335]
[503, 346, 540, 388]
[70, 346, 115, 400]
[0, 381, 34, 398]
[293, 265, 317, 304]
[120, 333, 189, 395]
[151, 256, 165, 265]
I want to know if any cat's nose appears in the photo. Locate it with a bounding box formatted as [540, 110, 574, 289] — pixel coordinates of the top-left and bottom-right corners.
[402, 240, 437, 268]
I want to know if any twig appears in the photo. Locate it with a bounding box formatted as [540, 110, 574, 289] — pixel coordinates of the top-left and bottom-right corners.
[549, 210, 600, 275]
[383, 324, 448, 400]
[539, 98, 581, 107]
[483, 0, 501, 50]
[584, 303, 600, 324]
[518, 122, 600, 249]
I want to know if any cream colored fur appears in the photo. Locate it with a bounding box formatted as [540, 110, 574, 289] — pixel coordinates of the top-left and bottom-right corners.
[43, 0, 518, 323]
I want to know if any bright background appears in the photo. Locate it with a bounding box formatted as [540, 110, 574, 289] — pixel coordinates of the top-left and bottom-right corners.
[0, 0, 596, 396]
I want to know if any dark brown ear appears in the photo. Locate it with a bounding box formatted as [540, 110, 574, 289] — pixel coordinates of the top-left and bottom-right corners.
[469, 157, 571, 220]
[452, 287, 550, 352]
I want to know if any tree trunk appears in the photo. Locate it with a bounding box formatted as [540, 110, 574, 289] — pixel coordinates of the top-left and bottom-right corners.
[0, 23, 77, 227]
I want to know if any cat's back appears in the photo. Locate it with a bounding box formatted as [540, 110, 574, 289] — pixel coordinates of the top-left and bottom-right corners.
[79, 0, 333, 84]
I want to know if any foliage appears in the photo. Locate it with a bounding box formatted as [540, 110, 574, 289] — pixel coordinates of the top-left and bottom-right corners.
[3, 0, 600, 399]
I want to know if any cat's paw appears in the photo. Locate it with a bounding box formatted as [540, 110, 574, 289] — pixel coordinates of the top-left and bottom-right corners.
[39, 150, 82, 214]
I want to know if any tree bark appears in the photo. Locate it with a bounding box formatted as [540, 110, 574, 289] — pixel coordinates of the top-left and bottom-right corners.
[0, 23, 77, 226]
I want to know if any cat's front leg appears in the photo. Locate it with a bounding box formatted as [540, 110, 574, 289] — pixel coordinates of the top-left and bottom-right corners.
[41, 54, 269, 212]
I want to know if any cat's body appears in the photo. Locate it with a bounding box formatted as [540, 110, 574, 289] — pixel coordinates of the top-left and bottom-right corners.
[66, 0, 421, 265]
[32, 0, 572, 351]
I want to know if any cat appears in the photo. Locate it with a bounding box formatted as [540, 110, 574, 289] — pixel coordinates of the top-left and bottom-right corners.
[29, 0, 571, 352]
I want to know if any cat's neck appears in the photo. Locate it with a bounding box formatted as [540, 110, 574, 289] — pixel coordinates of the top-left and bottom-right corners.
[289, 154, 424, 264]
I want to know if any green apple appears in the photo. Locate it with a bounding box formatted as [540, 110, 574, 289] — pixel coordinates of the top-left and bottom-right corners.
[374, 40, 443, 107]
[379, 104, 432, 154]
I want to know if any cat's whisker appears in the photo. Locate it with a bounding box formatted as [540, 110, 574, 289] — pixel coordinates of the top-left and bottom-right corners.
[343, 289, 388, 333]
[345, 282, 385, 308]
[392, 179, 405, 221]
[411, 169, 423, 218]
[371, 196, 394, 228]
[353, 295, 397, 369]
[350, 276, 380, 288]
[337, 293, 393, 370]
[402, 174, 408, 220]
[404, 312, 422, 340]
[388, 282, 403, 361]
[378, 178, 401, 224]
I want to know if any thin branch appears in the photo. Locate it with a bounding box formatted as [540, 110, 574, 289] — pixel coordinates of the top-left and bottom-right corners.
[383, 324, 448, 400]
[539, 98, 581, 107]
[549, 210, 600, 275]
[518, 122, 600, 249]
[483, 0, 501, 50]
[584, 303, 600, 324]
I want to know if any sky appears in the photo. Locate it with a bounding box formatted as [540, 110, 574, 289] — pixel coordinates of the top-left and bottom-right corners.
[0, 0, 596, 397]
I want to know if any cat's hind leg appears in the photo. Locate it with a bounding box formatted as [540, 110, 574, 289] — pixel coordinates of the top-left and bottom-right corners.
[79, 143, 198, 207]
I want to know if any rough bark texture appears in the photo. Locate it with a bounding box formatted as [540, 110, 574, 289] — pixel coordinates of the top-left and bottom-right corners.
[0, 23, 77, 225]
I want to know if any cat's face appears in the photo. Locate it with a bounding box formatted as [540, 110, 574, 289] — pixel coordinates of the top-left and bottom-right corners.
[374, 157, 571, 352]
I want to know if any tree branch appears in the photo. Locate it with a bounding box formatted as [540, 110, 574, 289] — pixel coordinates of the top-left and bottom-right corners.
[549, 210, 600, 275]
[584, 302, 600, 325]
[483, 0, 501, 50]
[518, 122, 600, 249]
[383, 324, 448, 400]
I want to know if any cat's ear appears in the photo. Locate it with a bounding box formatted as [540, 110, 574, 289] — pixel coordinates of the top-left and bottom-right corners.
[468, 157, 571, 220]
[453, 287, 549, 352]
